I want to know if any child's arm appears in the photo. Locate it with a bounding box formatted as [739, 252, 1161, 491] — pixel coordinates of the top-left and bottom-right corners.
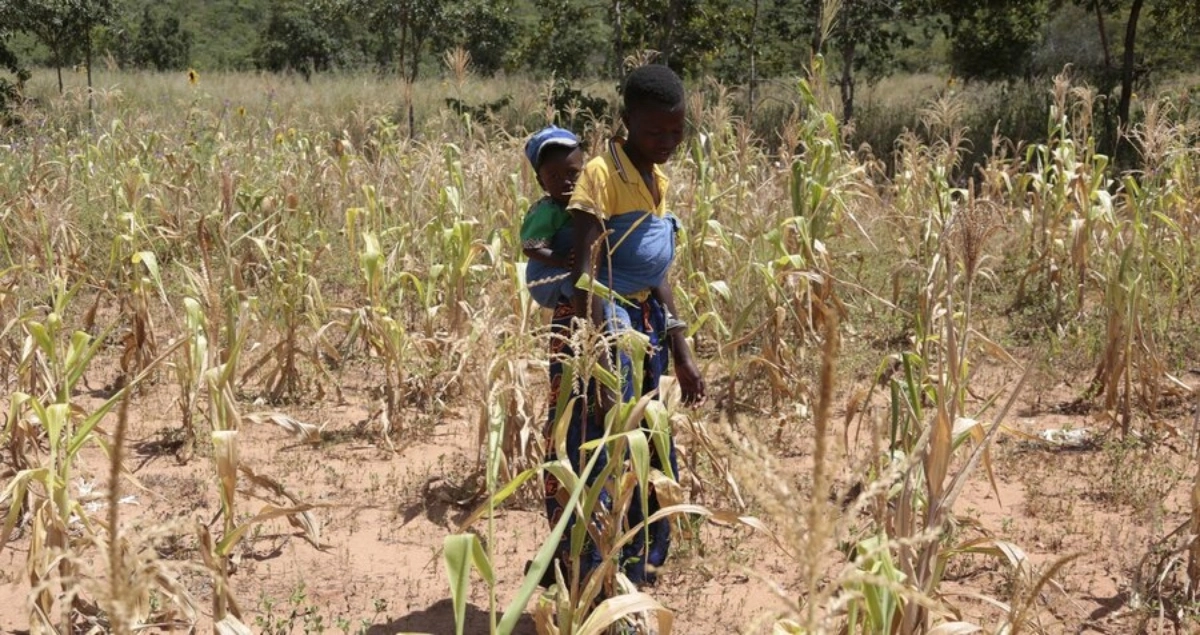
[520, 200, 569, 268]
[523, 244, 569, 269]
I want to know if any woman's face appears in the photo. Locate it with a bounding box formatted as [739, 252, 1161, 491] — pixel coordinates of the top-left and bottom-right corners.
[623, 104, 686, 166]
[538, 148, 584, 205]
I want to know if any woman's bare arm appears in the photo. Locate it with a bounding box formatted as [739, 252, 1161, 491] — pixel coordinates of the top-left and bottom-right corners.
[570, 209, 607, 327]
[570, 209, 620, 413]
[651, 278, 706, 405]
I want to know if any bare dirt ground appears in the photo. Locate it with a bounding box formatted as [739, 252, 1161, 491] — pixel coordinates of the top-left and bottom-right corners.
[1, 356, 1196, 634]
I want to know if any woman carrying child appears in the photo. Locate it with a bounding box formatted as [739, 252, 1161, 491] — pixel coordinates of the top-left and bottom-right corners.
[536, 64, 705, 590]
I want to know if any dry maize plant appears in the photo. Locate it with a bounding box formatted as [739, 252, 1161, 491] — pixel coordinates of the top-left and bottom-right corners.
[703, 62, 1058, 634]
[451, 309, 763, 635]
[0, 275, 184, 632]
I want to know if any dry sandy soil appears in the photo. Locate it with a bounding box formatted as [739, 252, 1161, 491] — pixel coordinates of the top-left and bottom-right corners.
[1, 355, 1197, 634]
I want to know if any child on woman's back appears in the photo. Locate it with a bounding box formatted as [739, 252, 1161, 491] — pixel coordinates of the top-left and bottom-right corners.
[521, 126, 670, 311]
[521, 126, 585, 309]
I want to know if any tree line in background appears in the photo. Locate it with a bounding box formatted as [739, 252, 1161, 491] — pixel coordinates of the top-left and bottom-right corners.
[1, 0, 1199, 127]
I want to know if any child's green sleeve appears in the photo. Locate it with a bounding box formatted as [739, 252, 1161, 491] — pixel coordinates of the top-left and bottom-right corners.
[520, 200, 557, 247]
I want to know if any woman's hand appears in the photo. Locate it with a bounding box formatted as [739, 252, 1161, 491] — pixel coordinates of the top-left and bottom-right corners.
[670, 335, 706, 405]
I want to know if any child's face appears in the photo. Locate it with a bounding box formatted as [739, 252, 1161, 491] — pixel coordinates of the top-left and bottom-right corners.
[538, 147, 584, 205]
[623, 105, 685, 166]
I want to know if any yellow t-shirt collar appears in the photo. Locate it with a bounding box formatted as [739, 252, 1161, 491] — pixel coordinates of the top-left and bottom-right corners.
[608, 138, 668, 205]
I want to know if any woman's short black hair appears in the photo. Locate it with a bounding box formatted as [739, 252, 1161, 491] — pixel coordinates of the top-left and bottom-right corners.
[621, 64, 684, 113]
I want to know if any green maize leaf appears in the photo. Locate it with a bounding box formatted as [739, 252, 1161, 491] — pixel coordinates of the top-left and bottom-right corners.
[798, 76, 817, 106]
[691, 310, 727, 338]
[628, 427, 651, 551]
[901, 352, 924, 422]
[183, 297, 204, 330]
[69, 338, 185, 458]
[574, 273, 632, 307]
[549, 384, 577, 462]
[591, 363, 620, 394]
[498, 424, 610, 635]
[773, 618, 805, 634]
[65, 329, 108, 393]
[854, 534, 902, 632]
[25, 321, 53, 359]
[26, 397, 50, 437]
[708, 279, 731, 302]
[1151, 211, 1182, 235]
[0, 467, 48, 553]
[619, 331, 648, 400]
[573, 456, 622, 550]
[613, 503, 785, 557]
[542, 459, 580, 499]
[133, 250, 168, 304]
[446, 530, 472, 633]
[211, 430, 239, 517]
[360, 231, 383, 288]
[44, 403, 69, 452]
[63, 330, 92, 379]
[248, 236, 271, 260]
[485, 393, 505, 492]
[643, 401, 674, 480]
[578, 428, 650, 452]
[458, 466, 541, 531]
[6, 392, 30, 434]
[443, 533, 495, 635]
[215, 351, 240, 388]
[948, 537, 1028, 572]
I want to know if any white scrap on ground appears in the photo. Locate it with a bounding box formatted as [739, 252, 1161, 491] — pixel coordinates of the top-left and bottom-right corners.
[1037, 427, 1092, 447]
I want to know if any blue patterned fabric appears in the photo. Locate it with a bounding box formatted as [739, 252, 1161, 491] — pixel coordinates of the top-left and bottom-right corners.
[525, 212, 677, 310]
[596, 212, 678, 297]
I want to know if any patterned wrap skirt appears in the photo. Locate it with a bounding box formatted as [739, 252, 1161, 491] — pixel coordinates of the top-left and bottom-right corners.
[541, 296, 679, 587]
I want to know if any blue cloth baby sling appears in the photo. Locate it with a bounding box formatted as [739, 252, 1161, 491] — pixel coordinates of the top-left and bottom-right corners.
[525, 211, 679, 310]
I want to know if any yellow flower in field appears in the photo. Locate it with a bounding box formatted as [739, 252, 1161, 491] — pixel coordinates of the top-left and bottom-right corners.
[187, 69, 199, 85]
[237, 106, 246, 117]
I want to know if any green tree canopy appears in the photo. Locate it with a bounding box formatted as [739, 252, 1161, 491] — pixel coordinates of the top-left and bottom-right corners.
[0, 0, 28, 119]
[517, 0, 608, 78]
[130, 5, 192, 71]
[316, 0, 445, 79]
[10, 0, 118, 92]
[255, 0, 336, 78]
[940, 0, 1049, 81]
[432, 0, 518, 75]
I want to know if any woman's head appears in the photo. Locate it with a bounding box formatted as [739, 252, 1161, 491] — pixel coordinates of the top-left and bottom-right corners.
[621, 64, 686, 167]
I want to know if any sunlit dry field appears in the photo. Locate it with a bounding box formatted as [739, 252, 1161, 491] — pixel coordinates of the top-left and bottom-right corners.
[2, 68, 1200, 634]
